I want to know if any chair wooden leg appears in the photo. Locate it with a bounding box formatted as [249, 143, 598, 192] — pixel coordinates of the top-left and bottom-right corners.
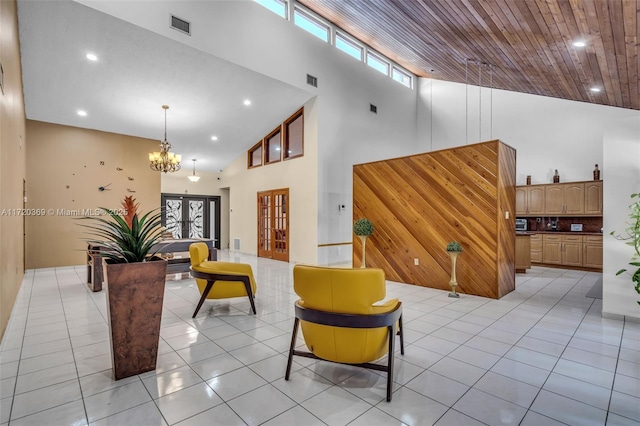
[241, 277, 257, 314]
[398, 314, 404, 355]
[386, 324, 395, 402]
[285, 318, 300, 381]
[192, 281, 214, 318]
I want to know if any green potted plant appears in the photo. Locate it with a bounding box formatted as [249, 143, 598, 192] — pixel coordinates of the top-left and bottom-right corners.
[80, 196, 167, 380]
[611, 192, 640, 305]
[354, 218, 374, 268]
[446, 241, 463, 298]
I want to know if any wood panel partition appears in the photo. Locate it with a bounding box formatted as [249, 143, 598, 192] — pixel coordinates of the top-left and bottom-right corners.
[353, 140, 516, 299]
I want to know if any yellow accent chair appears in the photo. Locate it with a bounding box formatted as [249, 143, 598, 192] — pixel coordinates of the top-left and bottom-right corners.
[189, 242, 257, 317]
[285, 265, 404, 401]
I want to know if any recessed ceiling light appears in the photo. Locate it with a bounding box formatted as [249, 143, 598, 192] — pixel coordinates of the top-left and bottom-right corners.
[86, 53, 98, 61]
[590, 87, 601, 93]
[77, 110, 87, 116]
[572, 40, 586, 47]
[211, 136, 218, 141]
[243, 99, 251, 106]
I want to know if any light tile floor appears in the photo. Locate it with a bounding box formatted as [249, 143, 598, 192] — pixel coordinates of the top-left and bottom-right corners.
[1, 251, 639, 425]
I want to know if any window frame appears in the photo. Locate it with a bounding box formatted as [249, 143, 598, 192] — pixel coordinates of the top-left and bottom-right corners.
[264, 126, 283, 164]
[392, 66, 413, 89]
[283, 107, 304, 161]
[335, 31, 363, 61]
[293, 6, 330, 43]
[366, 51, 390, 76]
[254, 0, 288, 18]
[247, 141, 263, 169]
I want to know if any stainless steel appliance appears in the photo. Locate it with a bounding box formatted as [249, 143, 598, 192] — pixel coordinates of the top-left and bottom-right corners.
[515, 218, 527, 231]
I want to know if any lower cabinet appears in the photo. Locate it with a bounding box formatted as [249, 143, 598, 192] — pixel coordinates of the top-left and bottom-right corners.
[536, 234, 601, 270]
[530, 234, 543, 263]
[583, 236, 603, 268]
[562, 235, 583, 267]
[542, 235, 562, 264]
[515, 235, 531, 272]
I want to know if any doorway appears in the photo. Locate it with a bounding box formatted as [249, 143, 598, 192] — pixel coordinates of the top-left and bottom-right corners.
[257, 188, 289, 262]
[161, 194, 221, 249]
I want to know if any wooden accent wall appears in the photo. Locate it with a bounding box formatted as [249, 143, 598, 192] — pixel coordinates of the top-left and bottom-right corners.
[353, 140, 516, 299]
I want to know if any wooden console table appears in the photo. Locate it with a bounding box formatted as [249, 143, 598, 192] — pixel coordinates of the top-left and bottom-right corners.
[87, 238, 216, 292]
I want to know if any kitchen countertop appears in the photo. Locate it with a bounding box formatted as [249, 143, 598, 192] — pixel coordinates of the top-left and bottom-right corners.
[516, 231, 603, 236]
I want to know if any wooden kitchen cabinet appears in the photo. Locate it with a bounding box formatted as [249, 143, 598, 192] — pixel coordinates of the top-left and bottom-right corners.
[542, 234, 583, 266]
[583, 235, 603, 268]
[542, 234, 562, 264]
[530, 234, 543, 263]
[515, 235, 531, 273]
[515, 187, 526, 215]
[516, 186, 545, 215]
[584, 182, 603, 215]
[545, 183, 584, 215]
[562, 235, 583, 267]
[516, 181, 602, 217]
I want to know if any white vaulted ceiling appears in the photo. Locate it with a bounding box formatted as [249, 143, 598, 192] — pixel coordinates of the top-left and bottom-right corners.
[18, 0, 313, 172]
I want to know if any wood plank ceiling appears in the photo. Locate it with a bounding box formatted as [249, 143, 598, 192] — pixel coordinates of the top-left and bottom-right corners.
[298, 0, 639, 110]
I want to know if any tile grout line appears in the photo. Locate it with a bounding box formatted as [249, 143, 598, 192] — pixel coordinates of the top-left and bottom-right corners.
[6, 270, 36, 425]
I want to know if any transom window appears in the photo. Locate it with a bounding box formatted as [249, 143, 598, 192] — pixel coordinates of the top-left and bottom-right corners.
[255, 0, 287, 18]
[294, 8, 329, 42]
[248, 108, 304, 169]
[248, 142, 263, 168]
[265, 128, 282, 164]
[367, 52, 389, 75]
[284, 108, 304, 160]
[392, 67, 413, 88]
[254, 0, 414, 89]
[335, 32, 363, 61]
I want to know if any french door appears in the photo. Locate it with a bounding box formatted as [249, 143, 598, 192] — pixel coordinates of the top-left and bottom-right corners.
[161, 194, 221, 249]
[257, 188, 289, 262]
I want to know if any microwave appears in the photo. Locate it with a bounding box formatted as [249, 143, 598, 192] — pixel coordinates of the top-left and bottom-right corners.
[515, 218, 527, 231]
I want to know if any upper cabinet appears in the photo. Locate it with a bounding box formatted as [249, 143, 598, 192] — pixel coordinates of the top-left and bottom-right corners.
[584, 181, 603, 215]
[515, 186, 545, 215]
[545, 183, 584, 215]
[516, 181, 602, 217]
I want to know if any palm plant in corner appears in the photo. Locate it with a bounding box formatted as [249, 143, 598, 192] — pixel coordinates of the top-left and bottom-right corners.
[354, 218, 374, 268]
[610, 192, 640, 306]
[80, 196, 167, 380]
[446, 241, 463, 298]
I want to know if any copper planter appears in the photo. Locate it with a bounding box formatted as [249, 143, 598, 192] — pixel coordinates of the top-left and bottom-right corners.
[105, 259, 167, 380]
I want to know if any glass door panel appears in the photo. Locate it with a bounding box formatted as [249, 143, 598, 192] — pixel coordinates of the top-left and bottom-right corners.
[188, 199, 204, 238]
[165, 198, 183, 238]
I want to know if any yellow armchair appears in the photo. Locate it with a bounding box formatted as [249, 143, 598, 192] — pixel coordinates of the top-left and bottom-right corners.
[189, 243, 257, 317]
[285, 265, 403, 401]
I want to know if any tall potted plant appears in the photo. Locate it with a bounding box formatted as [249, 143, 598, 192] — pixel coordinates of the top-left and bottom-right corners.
[611, 192, 640, 305]
[446, 241, 463, 298]
[354, 218, 374, 268]
[80, 196, 167, 380]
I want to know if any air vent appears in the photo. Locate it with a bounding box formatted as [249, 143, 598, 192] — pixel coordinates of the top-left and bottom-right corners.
[171, 15, 191, 35]
[306, 74, 318, 88]
[370, 104, 377, 114]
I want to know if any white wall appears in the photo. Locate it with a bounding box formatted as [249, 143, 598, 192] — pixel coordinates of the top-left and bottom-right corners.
[603, 116, 640, 320]
[221, 99, 318, 264]
[80, 0, 419, 265]
[418, 78, 638, 185]
[161, 170, 230, 250]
